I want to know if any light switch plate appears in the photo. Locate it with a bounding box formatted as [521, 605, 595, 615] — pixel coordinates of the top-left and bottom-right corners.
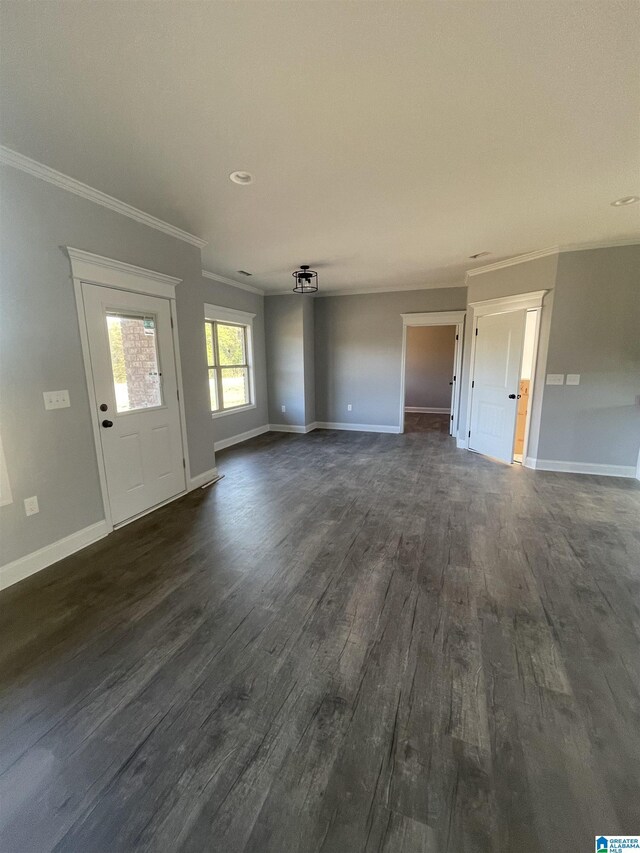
[43, 390, 70, 410]
[546, 374, 564, 385]
[566, 374, 581, 385]
[24, 496, 39, 516]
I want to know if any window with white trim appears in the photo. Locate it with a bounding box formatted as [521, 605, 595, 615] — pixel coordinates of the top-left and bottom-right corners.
[204, 305, 256, 416]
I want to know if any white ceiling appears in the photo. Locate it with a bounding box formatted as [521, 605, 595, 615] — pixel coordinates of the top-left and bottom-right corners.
[1, 1, 638, 294]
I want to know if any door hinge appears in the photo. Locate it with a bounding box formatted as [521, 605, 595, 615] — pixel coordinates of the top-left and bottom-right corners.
[475, 327, 478, 336]
[453, 375, 456, 381]
[170, 317, 174, 329]
[456, 334, 459, 340]
[450, 415, 454, 421]
[468, 430, 471, 437]
[471, 380, 475, 388]
[176, 388, 180, 401]
[182, 458, 186, 469]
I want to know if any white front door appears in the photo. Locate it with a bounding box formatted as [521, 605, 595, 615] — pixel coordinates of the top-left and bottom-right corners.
[469, 310, 526, 463]
[82, 283, 186, 525]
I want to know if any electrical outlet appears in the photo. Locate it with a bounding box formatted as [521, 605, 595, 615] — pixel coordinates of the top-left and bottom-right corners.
[281, 405, 286, 413]
[347, 404, 352, 412]
[24, 496, 39, 516]
[43, 390, 70, 410]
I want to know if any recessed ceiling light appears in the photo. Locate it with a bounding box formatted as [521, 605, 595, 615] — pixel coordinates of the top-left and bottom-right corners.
[611, 195, 640, 206]
[230, 171, 253, 185]
[469, 251, 490, 259]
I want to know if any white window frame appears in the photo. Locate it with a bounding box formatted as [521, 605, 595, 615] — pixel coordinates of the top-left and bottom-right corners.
[204, 304, 256, 419]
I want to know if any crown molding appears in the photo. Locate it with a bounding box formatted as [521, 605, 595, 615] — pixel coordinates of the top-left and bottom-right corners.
[559, 236, 640, 253]
[0, 145, 207, 249]
[202, 269, 264, 295]
[465, 238, 640, 281]
[315, 281, 463, 297]
[466, 247, 559, 279]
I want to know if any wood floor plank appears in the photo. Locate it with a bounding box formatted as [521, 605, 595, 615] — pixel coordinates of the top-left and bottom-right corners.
[1, 414, 639, 852]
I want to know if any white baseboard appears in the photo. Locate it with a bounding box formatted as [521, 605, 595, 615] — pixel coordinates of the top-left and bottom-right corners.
[404, 407, 451, 414]
[268, 423, 317, 434]
[0, 519, 109, 591]
[525, 458, 636, 478]
[456, 437, 468, 449]
[315, 422, 401, 434]
[214, 425, 269, 452]
[189, 467, 220, 489]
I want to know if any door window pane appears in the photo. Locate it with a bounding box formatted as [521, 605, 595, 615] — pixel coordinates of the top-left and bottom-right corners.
[221, 367, 249, 408]
[217, 324, 246, 366]
[107, 314, 163, 412]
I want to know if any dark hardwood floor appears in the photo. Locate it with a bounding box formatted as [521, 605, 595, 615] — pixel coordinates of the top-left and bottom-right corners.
[404, 411, 452, 434]
[1, 417, 639, 852]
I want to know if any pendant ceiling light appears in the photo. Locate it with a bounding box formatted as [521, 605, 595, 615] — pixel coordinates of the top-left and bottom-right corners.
[292, 264, 318, 294]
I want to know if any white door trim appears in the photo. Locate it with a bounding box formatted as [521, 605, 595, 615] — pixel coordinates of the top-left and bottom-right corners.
[463, 290, 548, 457]
[67, 247, 182, 297]
[68, 248, 191, 532]
[467, 290, 547, 315]
[399, 311, 466, 435]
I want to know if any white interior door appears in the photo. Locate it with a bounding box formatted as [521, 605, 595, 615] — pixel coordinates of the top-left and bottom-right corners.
[82, 283, 186, 525]
[469, 310, 526, 463]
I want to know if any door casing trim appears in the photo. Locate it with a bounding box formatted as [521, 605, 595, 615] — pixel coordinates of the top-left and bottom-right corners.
[399, 311, 466, 436]
[463, 290, 548, 462]
[68, 248, 191, 533]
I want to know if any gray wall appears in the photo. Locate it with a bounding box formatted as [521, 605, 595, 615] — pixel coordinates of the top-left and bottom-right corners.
[302, 297, 316, 426]
[458, 253, 559, 454]
[314, 288, 467, 427]
[404, 325, 456, 409]
[203, 278, 268, 445]
[536, 245, 640, 467]
[0, 166, 264, 566]
[458, 245, 640, 470]
[265, 296, 306, 426]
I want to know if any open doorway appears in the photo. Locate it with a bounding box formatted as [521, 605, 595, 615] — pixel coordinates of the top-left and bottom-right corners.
[399, 311, 466, 435]
[513, 310, 538, 463]
[404, 325, 456, 434]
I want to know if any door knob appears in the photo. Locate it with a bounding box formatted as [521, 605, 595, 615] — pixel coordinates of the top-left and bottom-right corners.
[101, 419, 114, 428]
[508, 394, 516, 399]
